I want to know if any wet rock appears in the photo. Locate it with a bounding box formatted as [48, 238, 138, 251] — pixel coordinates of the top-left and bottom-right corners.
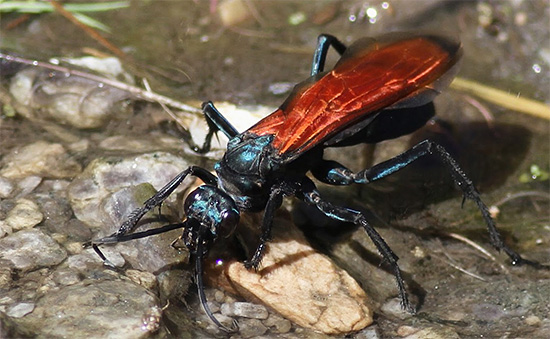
[0, 311, 35, 338]
[157, 269, 193, 302]
[524, 315, 541, 326]
[0, 262, 12, 289]
[397, 325, 460, 339]
[530, 318, 550, 337]
[225, 215, 373, 334]
[471, 302, 508, 322]
[64, 241, 84, 255]
[99, 135, 182, 153]
[263, 313, 292, 333]
[58, 219, 93, 243]
[355, 326, 381, 339]
[9, 61, 131, 129]
[33, 193, 73, 232]
[237, 318, 268, 338]
[5, 198, 43, 232]
[0, 228, 67, 272]
[380, 298, 414, 320]
[0, 141, 81, 179]
[68, 247, 125, 271]
[200, 312, 235, 333]
[125, 269, 158, 290]
[16, 175, 42, 196]
[6, 302, 34, 318]
[141, 305, 162, 333]
[52, 268, 81, 286]
[68, 152, 192, 272]
[68, 152, 189, 229]
[220, 301, 268, 319]
[17, 280, 160, 338]
[0, 221, 12, 239]
[0, 177, 14, 198]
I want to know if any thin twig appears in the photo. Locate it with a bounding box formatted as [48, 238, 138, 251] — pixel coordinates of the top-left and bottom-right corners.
[447, 232, 509, 273]
[432, 253, 488, 282]
[0, 52, 202, 115]
[451, 77, 550, 120]
[142, 78, 190, 128]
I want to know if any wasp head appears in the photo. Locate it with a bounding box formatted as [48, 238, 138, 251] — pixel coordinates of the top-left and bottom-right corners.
[181, 185, 240, 255]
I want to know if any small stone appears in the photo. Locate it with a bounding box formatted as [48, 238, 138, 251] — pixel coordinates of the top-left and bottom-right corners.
[225, 217, 373, 334]
[5, 198, 43, 231]
[50, 233, 66, 244]
[0, 141, 81, 179]
[68, 152, 191, 272]
[157, 269, 192, 301]
[21, 280, 159, 338]
[10, 64, 131, 129]
[397, 325, 419, 336]
[141, 305, 162, 333]
[16, 175, 42, 196]
[206, 301, 220, 314]
[380, 298, 413, 320]
[0, 263, 13, 289]
[400, 326, 460, 339]
[0, 220, 12, 238]
[0, 296, 14, 304]
[263, 313, 292, 333]
[220, 301, 268, 319]
[355, 327, 381, 339]
[65, 241, 84, 255]
[0, 176, 14, 198]
[237, 318, 268, 338]
[52, 268, 80, 286]
[201, 312, 234, 332]
[0, 228, 67, 272]
[214, 290, 225, 303]
[525, 315, 541, 326]
[59, 219, 93, 243]
[125, 269, 158, 290]
[7, 302, 35, 318]
[68, 248, 125, 271]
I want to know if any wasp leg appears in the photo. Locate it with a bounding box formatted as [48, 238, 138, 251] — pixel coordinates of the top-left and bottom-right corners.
[86, 223, 188, 265]
[187, 101, 240, 153]
[311, 159, 355, 185]
[298, 177, 415, 313]
[95, 166, 216, 244]
[315, 139, 544, 268]
[244, 185, 286, 270]
[311, 34, 347, 76]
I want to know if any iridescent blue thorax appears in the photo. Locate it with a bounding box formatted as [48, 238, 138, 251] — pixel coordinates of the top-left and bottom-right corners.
[214, 133, 277, 211]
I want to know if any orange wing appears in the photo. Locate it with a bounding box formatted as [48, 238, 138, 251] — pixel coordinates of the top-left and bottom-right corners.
[247, 34, 462, 159]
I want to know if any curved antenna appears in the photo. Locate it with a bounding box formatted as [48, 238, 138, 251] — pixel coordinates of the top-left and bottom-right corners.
[195, 237, 239, 333]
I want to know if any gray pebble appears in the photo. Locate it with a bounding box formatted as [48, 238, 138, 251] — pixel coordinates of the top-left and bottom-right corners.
[7, 302, 35, 318]
[263, 313, 292, 333]
[0, 176, 14, 198]
[5, 198, 43, 231]
[221, 301, 269, 319]
[0, 228, 67, 272]
[21, 280, 159, 338]
[237, 318, 268, 338]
